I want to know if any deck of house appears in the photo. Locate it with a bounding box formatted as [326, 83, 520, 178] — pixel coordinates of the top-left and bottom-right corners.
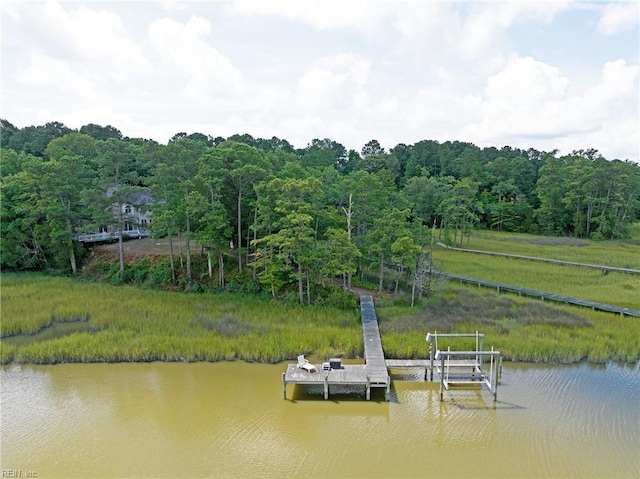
[74, 229, 150, 243]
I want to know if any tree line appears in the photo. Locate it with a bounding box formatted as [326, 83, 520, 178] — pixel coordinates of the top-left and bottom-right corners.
[1, 119, 639, 304]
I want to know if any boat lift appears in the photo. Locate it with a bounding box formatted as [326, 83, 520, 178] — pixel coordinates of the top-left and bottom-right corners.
[426, 332, 501, 401]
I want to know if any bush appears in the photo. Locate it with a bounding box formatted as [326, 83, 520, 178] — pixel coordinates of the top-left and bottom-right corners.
[314, 285, 358, 310]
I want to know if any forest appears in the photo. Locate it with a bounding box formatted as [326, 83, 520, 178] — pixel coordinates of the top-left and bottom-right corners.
[1, 118, 639, 305]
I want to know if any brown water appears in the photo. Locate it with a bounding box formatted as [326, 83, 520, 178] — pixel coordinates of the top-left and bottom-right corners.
[1, 361, 638, 478]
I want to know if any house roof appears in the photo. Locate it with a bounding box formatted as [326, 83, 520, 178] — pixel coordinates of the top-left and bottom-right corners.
[127, 191, 154, 205]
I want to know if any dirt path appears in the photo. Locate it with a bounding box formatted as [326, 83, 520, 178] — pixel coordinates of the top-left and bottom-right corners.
[92, 237, 201, 259]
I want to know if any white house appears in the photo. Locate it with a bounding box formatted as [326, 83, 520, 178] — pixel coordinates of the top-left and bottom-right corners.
[76, 188, 154, 243]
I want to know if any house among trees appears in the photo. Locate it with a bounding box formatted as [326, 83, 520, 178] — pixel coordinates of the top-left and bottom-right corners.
[114, 190, 154, 234]
[76, 188, 154, 243]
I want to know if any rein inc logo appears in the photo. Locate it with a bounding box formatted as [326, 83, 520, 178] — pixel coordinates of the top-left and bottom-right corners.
[2, 471, 37, 478]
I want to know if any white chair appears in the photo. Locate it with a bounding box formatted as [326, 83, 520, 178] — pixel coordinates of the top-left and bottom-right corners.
[297, 355, 317, 373]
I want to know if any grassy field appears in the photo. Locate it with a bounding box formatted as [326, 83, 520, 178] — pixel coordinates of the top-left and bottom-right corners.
[433, 230, 640, 310]
[2, 227, 639, 366]
[376, 287, 639, 364]
[0, 274, 362, 365]
[2, 271, 639, 365]
[449, 228, 640, 268]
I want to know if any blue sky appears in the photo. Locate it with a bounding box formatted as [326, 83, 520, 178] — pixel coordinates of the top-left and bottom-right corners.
[2, 0, 638, 161]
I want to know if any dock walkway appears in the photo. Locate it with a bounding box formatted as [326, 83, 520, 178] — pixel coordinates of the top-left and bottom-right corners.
[360, 296, 390, 387]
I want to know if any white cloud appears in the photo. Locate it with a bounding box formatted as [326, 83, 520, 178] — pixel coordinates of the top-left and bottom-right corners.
[0, 0, 23, 22]
[591, 59, 639, 103]
[598, 1, 639, 35]
[16, 49, 95, 95]
[487, 56, 569, 104]
[227, 0, 392, 31]
[458, 1, 569, 57]
[17, 0, 150, 81]
[461, 56, 572, 141]
[1, 1, 637, 161]
[295, 53, 371, 111]
[147, 16, 242, 100]
[460, 56, 639, 159]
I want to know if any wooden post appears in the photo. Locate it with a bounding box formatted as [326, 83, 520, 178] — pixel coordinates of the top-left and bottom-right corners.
[385, 375, 391, 401]
[428, 333, 435, 381]
[493, 354, 500, 402]
[324, 375, 329, 400]
[282, 372, 287, 400]
[366, 376, 371, 401]
[439, 353, 445, 401]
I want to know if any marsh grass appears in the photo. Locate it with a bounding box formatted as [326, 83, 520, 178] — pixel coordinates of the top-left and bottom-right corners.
[459, 229, 640, 269]
[0, 273, 362, 364]
[190, 315, 258, 337]
[434, 249, 640, 309]
[377, 287, 640, 364]
[2, 266, 639, 365]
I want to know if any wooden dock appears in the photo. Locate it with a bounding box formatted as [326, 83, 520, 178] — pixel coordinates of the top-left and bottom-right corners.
[360, 296, 391, 389]
[282, 364, 374, 400]
[385, 359, 430, 368]
[282, 295, 390, 400]
[282, 301, 502, 402]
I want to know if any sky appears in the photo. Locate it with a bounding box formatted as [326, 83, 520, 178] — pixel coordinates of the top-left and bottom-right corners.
[2, 0, 639, 161]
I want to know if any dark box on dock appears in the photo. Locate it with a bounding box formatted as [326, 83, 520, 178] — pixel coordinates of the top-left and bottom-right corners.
[329, 358, 342, 369]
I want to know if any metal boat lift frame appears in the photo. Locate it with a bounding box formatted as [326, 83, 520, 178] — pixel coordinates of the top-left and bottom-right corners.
[426, 332, 501, 401]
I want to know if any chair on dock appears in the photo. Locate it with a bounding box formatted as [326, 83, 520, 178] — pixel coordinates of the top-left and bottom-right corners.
[297, 355, 317, 373]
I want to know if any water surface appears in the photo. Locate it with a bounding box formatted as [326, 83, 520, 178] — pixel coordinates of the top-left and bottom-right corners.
[1, 361, 638, 478]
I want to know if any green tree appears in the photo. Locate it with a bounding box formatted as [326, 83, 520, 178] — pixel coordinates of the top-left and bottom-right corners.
[300, 138, 347, 170]
[439, 178, 481, 247]
[318, 227, 361, 289]
[252, 177, 321, 303]
[44, 133, 97, 162]
[1, 152, 47, 269]
[79, 124, 123, 141]
[218, 142, 268, 272]
[0, 149, 93, 273]
[95, 139, 142, 280]
[0, 119, 19, 149]
[192, 149, 233, 288]
[366, 208, 411, 294]
[390, 235, 421, 298]
[36, 155, 95, 274]
[535, 155, 571, 235]
[8, 121, 72, 157]
[155, 139, 208, 289]
[405, 173, 449, 227]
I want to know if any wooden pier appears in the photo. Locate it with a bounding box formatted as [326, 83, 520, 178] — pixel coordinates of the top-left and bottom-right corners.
[282, 300, 501, 402]
[282, 295, 390, 401]
[282, 364, 374, 400]
[360, 296, 391, 391]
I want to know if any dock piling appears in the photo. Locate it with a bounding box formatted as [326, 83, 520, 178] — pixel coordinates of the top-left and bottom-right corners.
[324, 375, 329, 400]
[282, 372, 287, 400]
